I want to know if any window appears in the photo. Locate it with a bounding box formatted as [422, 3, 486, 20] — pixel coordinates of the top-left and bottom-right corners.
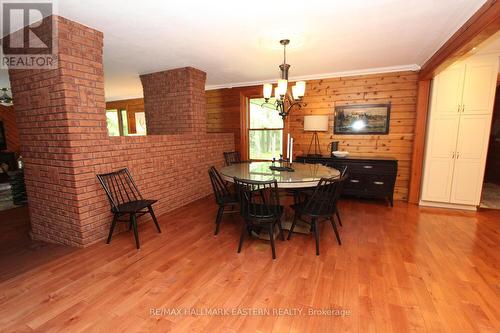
[106, 108, 146, 136]
[106, 109, 120, 136]
[248, 98, 283, 160]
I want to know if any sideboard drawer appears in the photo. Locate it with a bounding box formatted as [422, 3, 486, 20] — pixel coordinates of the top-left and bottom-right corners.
[365, 174, 394, 193]
[348, 162, 396, 175]
[344, 174, 365, 191]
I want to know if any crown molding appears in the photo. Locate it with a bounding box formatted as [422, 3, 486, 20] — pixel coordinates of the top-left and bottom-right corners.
[105, 94, 144, 102]
[205, 64, 421, 90]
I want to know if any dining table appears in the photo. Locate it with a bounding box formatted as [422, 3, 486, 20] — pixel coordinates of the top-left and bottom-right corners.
[220, 161, 341, 238]
[220, 161, 340, 188]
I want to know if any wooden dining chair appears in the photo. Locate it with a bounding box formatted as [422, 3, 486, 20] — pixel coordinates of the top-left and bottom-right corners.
[234, 177, 285, 259]
[298, 165, 348, 226]
[288, 175, 347, 255]
[223, 151, 241, 166]
[208, 166, 239, 235]
[97, 168, 161, 249]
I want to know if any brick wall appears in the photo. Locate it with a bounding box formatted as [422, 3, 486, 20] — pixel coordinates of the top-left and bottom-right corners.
[0, 105, 20, 152]
[140, 67, 207, 135]
[8, 16, 234, 247]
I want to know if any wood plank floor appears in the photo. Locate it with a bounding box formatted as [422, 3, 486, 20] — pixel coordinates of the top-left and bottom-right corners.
[0, 198, 499, 332]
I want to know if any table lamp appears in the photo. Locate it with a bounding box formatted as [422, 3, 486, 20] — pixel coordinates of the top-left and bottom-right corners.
[304, 115, 329, 156]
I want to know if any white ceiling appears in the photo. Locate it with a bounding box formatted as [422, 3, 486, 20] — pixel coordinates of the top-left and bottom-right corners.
[0, 0, 487, 101]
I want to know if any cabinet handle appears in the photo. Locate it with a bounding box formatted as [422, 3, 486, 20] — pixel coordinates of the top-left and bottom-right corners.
[373, 181, 384, 185]
[457, 152, 460, 159]
[452, 152, 455, 159]
[462, 105, 465, 113]
[457, 105, 460, 113]
[350, 179, 360, 183]
[363, 165, 373, 169]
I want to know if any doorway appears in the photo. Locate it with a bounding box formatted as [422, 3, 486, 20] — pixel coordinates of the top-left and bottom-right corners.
[481, 83, 500, 209]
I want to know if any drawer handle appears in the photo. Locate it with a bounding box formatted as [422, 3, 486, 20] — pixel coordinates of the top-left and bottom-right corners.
[350, 179, 360, 183]
[363, 165, 373, 169]
[373, 181, 384, 185]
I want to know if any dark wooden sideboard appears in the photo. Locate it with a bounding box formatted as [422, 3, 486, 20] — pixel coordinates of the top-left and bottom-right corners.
[297, 155, 397, 206]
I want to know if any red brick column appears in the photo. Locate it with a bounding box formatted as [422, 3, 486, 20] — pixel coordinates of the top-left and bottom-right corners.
[140, 67, 207, 134]
[8, 16, 106, 246]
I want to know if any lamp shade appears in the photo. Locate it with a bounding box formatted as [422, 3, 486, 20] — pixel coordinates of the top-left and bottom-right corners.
[304, 115, 329, 132]
[277, 79, 288, 96]
[263, 83, 272, 99]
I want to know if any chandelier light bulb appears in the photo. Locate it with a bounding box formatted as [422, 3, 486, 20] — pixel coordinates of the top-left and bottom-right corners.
[263, 83, 273, 100]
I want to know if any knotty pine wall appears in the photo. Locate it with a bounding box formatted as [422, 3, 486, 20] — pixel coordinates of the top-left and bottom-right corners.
[206, 71, 419, 201]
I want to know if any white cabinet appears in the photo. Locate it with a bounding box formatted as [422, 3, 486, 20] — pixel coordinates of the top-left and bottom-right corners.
[432, 65, 465, 115]
[462, 62, 498, 114]
[421, 116, 459, 202]
[421, 55, 498, 209]
[450, 115, 491, 205]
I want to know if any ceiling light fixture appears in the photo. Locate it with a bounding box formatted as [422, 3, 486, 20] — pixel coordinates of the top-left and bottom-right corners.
[262, 39, 305, 120]
[0, 88, 13, 106]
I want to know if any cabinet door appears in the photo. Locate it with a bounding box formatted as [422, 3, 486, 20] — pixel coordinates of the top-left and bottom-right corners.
[462, 62, 498, 114]
[431, 65, 465, 116]
[450, 115, 492, 205]
[421, 116, 459, 202]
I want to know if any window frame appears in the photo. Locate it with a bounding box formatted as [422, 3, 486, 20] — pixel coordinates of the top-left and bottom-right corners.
[247, 96, 286, 161]
[105, 108, 129, 137]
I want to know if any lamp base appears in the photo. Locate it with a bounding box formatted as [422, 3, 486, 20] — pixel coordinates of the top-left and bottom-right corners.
[306, 132, 322, 157]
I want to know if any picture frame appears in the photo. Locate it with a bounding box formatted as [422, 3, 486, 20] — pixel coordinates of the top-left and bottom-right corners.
[334, 103, 391, 135]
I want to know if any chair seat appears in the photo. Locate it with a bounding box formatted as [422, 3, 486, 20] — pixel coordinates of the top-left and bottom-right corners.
[116, 199, 157, 213]
[220, 193, 238, 205]
[291, 201, 334, 217]
[246, 203, 283, 221]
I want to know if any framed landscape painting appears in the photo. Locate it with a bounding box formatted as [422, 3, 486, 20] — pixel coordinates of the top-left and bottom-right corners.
[334, 103, 391, 135]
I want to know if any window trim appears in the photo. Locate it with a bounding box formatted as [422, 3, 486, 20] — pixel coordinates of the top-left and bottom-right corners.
[106, 108, 128, 137]
[247, 97, 285, 162]
[239, 88, 290, 161]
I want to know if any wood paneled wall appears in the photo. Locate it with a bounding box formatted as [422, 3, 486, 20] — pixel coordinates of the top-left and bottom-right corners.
[206, 88, 244, 153]
[206, 71, 419, 200]
[105, 98, 145, 134]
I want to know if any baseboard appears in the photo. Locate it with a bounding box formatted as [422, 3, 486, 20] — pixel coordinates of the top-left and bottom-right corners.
[419, 200, 477, 211]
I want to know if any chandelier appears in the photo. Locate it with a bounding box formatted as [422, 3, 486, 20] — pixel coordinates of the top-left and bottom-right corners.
[262, 39, 305, 120]
[0, 88, 13, 106]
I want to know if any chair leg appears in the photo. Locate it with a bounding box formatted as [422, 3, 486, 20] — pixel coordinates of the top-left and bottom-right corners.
[237, 221, 247, 253]
[148, 206, 162, 233]
[214, 205, 224, 235]
[131, 214, 140, 249]
[287, 213, 298, 240]
[330, 216, 342, 245]
[312, 218, 320, 256]
[335, 209, 343, 227]
[106, 214, 118, 244]
[277, 218, 285, 241]
[269, 223, 276, 259]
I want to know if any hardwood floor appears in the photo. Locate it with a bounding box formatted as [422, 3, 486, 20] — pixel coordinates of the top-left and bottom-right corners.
[0, 197, 499, 332]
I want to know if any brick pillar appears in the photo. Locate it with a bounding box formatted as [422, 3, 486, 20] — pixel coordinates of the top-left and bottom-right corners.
[8, 16, 106, 246]
[140, 67, 207, 134]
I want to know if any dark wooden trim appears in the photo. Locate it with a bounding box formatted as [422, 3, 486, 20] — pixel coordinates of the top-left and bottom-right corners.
[408, 80, 431, 204]
[419, 0, 500, 80]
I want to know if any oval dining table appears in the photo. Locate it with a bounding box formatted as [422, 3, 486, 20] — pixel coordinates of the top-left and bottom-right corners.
[219, 161, 340, 188]
[220, 161, 340, 238]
